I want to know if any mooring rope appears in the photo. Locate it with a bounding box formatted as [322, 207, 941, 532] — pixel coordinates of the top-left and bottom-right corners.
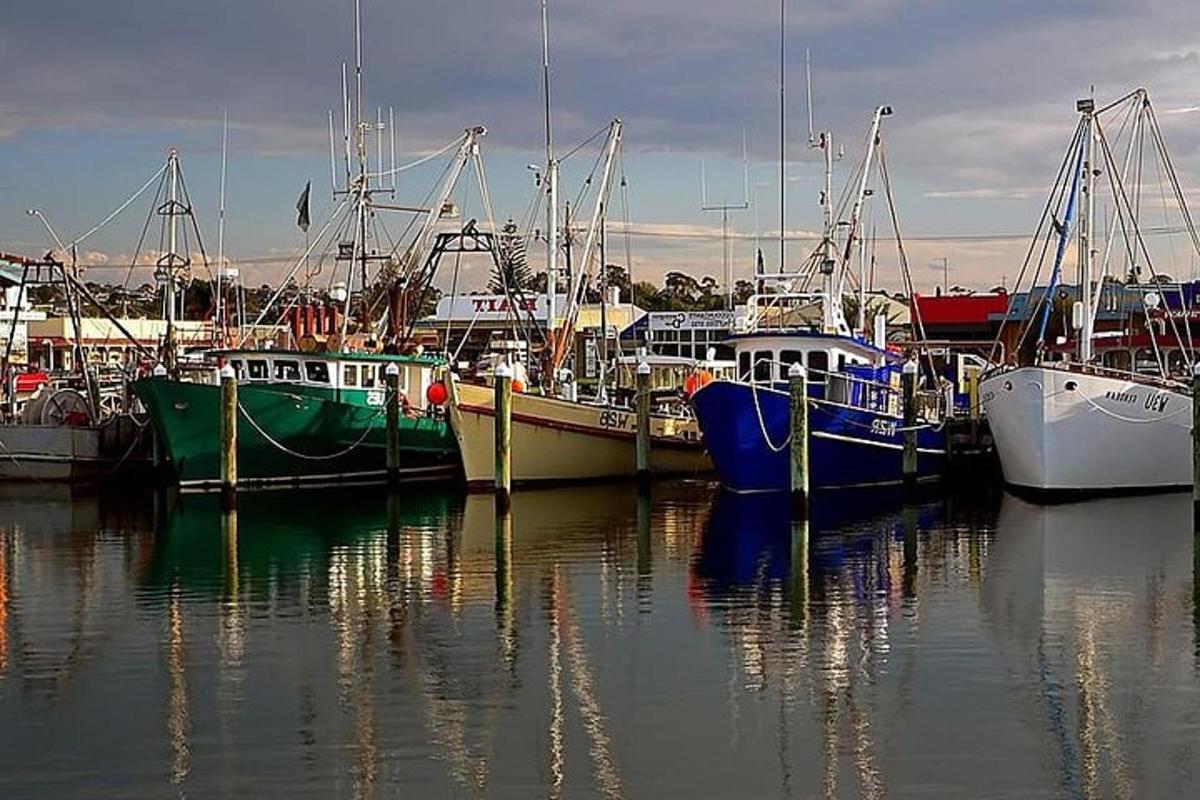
[236, 394, 389, 461]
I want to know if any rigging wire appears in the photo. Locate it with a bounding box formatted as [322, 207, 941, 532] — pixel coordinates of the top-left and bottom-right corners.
[990, 117, 1085, 364]
[71, 163, 169, 250]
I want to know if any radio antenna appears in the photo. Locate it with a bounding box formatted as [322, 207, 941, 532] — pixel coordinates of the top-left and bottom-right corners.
[806, 47, 815, 145]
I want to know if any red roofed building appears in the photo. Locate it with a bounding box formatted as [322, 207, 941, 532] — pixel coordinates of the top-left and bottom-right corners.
[911, 292, 1010, 339]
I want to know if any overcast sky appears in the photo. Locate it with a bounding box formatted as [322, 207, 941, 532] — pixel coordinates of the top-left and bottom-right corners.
[2, 0, 1199, 294]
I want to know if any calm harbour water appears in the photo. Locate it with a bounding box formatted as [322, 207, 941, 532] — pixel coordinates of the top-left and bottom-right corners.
[1, 481, 1198, 799]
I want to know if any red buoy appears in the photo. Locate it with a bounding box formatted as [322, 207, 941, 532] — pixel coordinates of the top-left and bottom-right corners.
[426, 380, 449, 406]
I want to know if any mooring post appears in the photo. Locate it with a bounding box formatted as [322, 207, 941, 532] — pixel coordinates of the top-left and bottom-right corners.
[788, 361, 809, 509]
[902, 358, 919, 490]
[219, 363, 238, 509]
[384, 362, 401, 488]
[967, 364, 980, 442]
[494, 361, 513, 510]
[1192, 362, 1200, 512]
[635, 360, 652, 486]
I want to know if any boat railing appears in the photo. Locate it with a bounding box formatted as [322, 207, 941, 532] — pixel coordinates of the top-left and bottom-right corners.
[739, 355, 948, 422]
[984, 359, 1191, 394]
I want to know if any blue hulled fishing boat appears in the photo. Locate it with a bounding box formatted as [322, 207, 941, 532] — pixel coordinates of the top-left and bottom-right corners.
[690, 102, 947, 492]
[691, 332, 946, 492]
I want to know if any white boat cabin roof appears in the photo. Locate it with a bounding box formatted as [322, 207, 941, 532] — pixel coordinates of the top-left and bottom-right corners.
[216, 349, 440, 393]
[728, 331, 896, 383]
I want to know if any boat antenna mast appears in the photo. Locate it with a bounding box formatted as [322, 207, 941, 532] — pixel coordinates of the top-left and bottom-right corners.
[700, 130, 750, 311]
[806, 48, 846, 333]
[326, 0, 398, 347]
[1078, 94, 1096, 363]
[541, 0, 560, 387]
[155, 149, 191, 374]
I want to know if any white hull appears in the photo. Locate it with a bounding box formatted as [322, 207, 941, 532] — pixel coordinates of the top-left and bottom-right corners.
[447, 378, 710, 486]
[980, 365, 1191, 492]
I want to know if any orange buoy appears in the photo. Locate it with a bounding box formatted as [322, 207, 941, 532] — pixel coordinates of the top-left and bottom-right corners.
[511, 378, 526, 394]
[684, 369, 713, 397]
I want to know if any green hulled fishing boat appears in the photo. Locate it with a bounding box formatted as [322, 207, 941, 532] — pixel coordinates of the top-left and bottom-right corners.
[135, 349, 458, 490]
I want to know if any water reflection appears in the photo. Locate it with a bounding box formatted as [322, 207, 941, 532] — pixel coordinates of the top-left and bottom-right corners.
[1, 482, 1199, 797]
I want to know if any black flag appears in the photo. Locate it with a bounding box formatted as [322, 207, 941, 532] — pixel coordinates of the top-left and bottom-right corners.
[296, 181, 311, 233]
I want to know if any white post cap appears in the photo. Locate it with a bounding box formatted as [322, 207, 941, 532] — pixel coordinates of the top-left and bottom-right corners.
[152, 363, 168, 377]
[637, 361, 651, 375]
[788, 361, 806, 378]
[902, 359, 919, 375]
[385, 362, 400, 376]
[219, 363, 235, 379]
[495, 361, 513, 379]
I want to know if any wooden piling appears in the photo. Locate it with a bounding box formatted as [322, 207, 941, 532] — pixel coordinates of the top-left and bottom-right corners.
[219, 363, 238, 509]
[384, 363, 401, 488]
[494, 361, 513, 509]
[635, 361, 651, 486]
[902, 358, 919, 490]
[788, 362, 809, 508]
[1192, 363, 1200, 509]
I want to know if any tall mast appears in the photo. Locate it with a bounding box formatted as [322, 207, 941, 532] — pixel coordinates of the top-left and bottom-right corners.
[807, 48, 840, 332]
[164, 150, 180, 369]
[353, 0, 366, 175]
[216, 110, 228, 340]
[819, 129, 836, 331]
[542, 0, 559, 353]
[1078, 97, 1095, 362]
[778, 0, 786, 274]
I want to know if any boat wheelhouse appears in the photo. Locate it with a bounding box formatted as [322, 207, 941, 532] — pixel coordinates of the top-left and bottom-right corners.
[219, 349, 443, 411]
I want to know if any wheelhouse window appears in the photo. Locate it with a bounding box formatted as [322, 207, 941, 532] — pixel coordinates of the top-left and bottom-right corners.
[808, 351, 829, 382]
[753, 350, 772, 382]
[361, 364, 377, 388]
[247, 359, 268, 381]
[305, 361, 330, 384]
[738, 352, 751, 381]
[274, 360, 301, 382]
[230, 359, 245, 380]
[343, 364, 358, 387]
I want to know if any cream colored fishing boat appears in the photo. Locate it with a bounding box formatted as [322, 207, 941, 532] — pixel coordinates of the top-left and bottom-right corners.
[447, 376, 710, 487]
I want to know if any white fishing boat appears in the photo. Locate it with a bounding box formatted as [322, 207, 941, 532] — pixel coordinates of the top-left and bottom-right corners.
[981, 90, 1198, 494]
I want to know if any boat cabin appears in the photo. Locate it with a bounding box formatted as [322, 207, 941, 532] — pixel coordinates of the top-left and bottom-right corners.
[727, 331, 908, 415]
[731, 332, 890, 384]
[215, 350, 444, 409]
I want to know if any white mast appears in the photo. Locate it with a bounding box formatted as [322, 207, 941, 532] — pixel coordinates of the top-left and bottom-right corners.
[857, 233, 866, 335]
[163, 149, 181, 368]
[819, 129, 837, 331]
[836, 105, 891, 336]
[216, 110, 228, 339]
[1079, 97, 1096, 362]
[778, 0, 786, 274]
[807, 48, 840, 332]
[542, 0, 559, 346]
